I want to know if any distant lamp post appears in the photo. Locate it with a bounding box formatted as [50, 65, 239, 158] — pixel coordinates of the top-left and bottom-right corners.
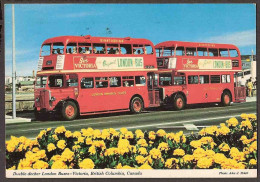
[12, 4, 16, 119]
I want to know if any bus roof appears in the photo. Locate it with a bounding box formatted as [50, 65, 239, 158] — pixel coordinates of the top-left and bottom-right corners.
[42, 35, 154, 46]
[155, 41, 239, 50]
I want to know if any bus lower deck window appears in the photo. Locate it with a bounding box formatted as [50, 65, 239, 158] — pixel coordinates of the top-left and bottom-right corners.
[199, 75, 209, 84]
[81, 78, 94, 88]
[135, 76, 146, 86]
[159, 74, 172, 86]
[109, 77, 121, 87]
[210, 75, 221, 83]
[188, 76, 198, 84]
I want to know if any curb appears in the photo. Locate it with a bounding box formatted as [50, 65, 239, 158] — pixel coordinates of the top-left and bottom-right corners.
[5, 116, 31, 125]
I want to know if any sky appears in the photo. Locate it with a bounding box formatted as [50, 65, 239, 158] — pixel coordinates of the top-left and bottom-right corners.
[4, 4, 256, 76]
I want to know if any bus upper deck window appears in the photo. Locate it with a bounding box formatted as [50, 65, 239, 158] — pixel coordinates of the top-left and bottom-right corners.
[176, 47, 185, 56]
[145, 45, 153, 54]
[52, 43, 64, 54]
[93, 44, 106, 54]
[120, 44, 132, 54]
[219, 48, 229, 57]
[67, 43, 77, 54]
[197, 48, 208, 56]
[229, 49, 238, 57]
[163, 47, 174, 56]
[186, 47, 197, 56]
[133, 44, 144, 55]
[107, 44, 119, 54]
[156, 48, 163, 57]
[41, 44, 51, 56]
[209, 48, 219, 57]
[78, 43, 92, 54]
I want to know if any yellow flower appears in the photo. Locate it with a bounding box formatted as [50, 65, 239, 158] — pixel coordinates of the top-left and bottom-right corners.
[229, 147, 245, 161]
[57, 140, 66, 150]
[77, 137, 85, 143]
[54, 126, 66, 134]
[137, 139, 148, 147]
[32, 160, 49, 169]
[199, 128, 206, 136]
[218, 126, 230, 135]
[52, 134, 58, 140]
[50, 155, 61, 162]
[7, 165, 16, 170]
[205, 150, 215, 159]
[47, 143, 56, 152]
[156, 129, 166, 137]
[88, 146, 96, 155]
[210, 142, 217, 149]
[135, 155, 146, 164]
[249, 159, 257, 166]
[124, 131, 134, 139]
[249, 141, 257, 152]
[37, 130, 47, 140]
[166, 132, 175, 140]
[173, 149, 185, 156]
[181, 135, 187, 143]
[148, 131, 156, 140]
[17, 159, 33, 170]
[135, 129, 144, 139]
[218, 143, 230, 152]
[240, 113, 248, 119]
[221, 158, 245, 169]
[73, 131, 82, 138]
[65, 130, 73, 138]
[240, 119, 253, 130]
[158, 142, 169, 151]
[104, 148, 118, 156]
[138, 163, 153, 169]
[193, 148, 206, 160]
[165, 158, 178, 168]
[6, 136, 19, 152]
[101, 129, 111, 140]
[190, 140, 201, 148]
[93, 140, 106, 150]
[61, 148, 74, 162]
[243, 147, 250, 155]
[226, 117, 239, 127]
[79, 158, 95, 169]
[85, 138, 93, 145]
[214, 153, 227, 164]
[248, 114, 257, 120]
[72, 145, 81, 151]
[182, 155, 194, 163]
[138, 147, 148, 155]
[51, 160, 68, 169]
[120, 128, 128, 134]
[47, 128, 52, 132]
[149, 148, 162, 159]
[204, 126, 219, 136]
[32, 147, 40, 153]
[122, 165, 135, 169]
[118, 139, 131, 155]
[116, 163, 123, 169]
[197, 157, 213, 169]
[81, 128, 94, 137]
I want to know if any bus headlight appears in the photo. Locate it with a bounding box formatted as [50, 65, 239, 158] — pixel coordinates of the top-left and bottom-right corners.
[51, 97, 56, 102]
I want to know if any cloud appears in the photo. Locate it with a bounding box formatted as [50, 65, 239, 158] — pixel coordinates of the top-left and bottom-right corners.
[204, 29, 256, 47]
[63, 11, 103, 18]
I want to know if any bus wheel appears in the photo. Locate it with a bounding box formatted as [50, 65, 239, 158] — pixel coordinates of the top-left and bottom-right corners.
[221, 92, 231, 106]
[130, 97, 143, 114]
[173, 94, 185, 110]
[62, 101, 78, 120]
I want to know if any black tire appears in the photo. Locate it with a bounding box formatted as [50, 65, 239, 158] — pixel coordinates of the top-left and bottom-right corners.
[61, 101, 78, 120]
[34, 108, 40, 120]
[130, 97, 144, 114]
[173, 94, 186, 110]
[221, 92, 231, 106]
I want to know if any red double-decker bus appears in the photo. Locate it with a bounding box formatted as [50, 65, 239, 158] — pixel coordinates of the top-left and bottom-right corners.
[155, 41, 246, 110]
[34, 35, 160, 120]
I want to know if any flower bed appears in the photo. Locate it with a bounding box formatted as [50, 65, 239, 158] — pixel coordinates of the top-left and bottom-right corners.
[6, 113, 257, 170]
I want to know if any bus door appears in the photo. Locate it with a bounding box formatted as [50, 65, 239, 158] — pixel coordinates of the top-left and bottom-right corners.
[147, 72, 160, 106]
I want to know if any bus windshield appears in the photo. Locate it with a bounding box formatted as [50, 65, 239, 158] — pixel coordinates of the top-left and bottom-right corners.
[36, 76, 47, 88]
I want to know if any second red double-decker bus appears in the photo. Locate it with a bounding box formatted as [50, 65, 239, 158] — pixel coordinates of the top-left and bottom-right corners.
[34, 35, 160, 120]
[155, 41, 246, 110]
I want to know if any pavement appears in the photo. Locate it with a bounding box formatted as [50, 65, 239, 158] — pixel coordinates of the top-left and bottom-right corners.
[5, 96, 257, 125]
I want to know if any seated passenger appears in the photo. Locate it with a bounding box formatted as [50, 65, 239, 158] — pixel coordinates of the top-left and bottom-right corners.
[137, 50, 141, 54]
[124, 81, 129, 87]
[79, 47, 83, 53]
[115, 48, 119, 54]
[101, 46, 106, 54]
[133, 49, 136, 54]
[93, 47, 97, 54]
[72, 47, 77, 54]
[84, 47, 91, 54]
[67, 48, 72, 54]
[57, 48, 61, 54]
[108, 48, 114, 54]
[144, 48, 147, 54]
